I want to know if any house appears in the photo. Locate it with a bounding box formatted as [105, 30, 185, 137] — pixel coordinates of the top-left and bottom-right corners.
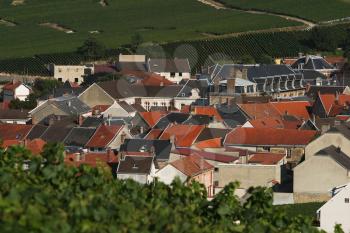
[159, 124, 205, 148]
[2, 138, 46, 155]
[147, 58, 191, 84]
[119, 139, 172, 167]
[174, 79, 209, 109]
[317, 183, 350, 233]
[155, 154, 214, 196]
[116, 54, 147, 72]
[0, 109, 30, 124]
[291, 55, 338, 78]
[0, 124, 33, 141]
[63, 127, 96, 149]
[29, 95, 91, 124]
[294, 146, 350, 203]
[193, 106, 226, 128]
[311, 93, 350, 118]
[116, 156, 155, 184]
[130, 111, 167, 135]
[224, 127, 317, 164]
[85, 124, 130, 151]
[154, 112, 190, 129]
[216, 104, 249, 128]
[39, 116, 78, 143]
[215, 152, 287, 191]
[52, 64, 94, 84]
[306, 85, 350, 99]
[2, 80, 31, 102]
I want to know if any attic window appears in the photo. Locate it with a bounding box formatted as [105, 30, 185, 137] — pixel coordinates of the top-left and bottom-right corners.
[139, 145, 147, 152]
[345, 198, 349, 203]
[132, 163, 138, 169]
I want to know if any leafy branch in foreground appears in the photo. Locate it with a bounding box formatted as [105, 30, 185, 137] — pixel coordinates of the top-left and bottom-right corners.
[0, 143, 328, 233]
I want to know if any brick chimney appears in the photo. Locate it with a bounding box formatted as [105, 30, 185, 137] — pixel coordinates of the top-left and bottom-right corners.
[227, 68, 236, 95]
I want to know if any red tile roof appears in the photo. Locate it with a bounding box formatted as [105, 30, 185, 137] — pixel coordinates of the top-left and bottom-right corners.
[194, 138, 222, 149]
[194, 106, 223, 121]
[271, 101, 311, 120]
[238, 103, 281, 119]
[336, 115, 350, 121]
[139, 111, 167, 127]
[171, 154, 214, 177]
[248, 153, 285, 165]
[92, 105, 110, 113]
[319, 94, 336, 114]
[172, 148, 237, 163]
[3, 81, 22, 91]
[144, 129, 163, 140]
[225, 127, 317, 146]
[25, 139, 46, 155]
[2, 139, 20, 148]
[324, 56, 346, 65]
[180, 105, 191, 113]
[159, 125, 205, 148]
[0, 124, 33, 140]
[65, 151, 118, 167]
[121, 71, 174, 86]
[247, 118, 284, 128]
[338, 95, 350, 105]
[85, 125, 123, 148]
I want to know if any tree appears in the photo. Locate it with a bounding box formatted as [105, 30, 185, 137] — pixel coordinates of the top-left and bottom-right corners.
[237, 55, 255, 64]
[256, 54, 274, 64]
[33, 78, 62, 97]
[311, 27, 346, 52]
[77, 37, 106, 60]
[0, 143, 337, 233]
[9, 93, 37, 110]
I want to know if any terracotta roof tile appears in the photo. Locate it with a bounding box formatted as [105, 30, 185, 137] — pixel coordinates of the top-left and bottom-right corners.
[171, 154, 213, 177]
[172, 148, 237, 163]
[92, 105, 111, 113]
[159, 125, 205, 148]
[65, 151, 117, 167]
[85, 125, 123, 148]
[3, 81, 22, 91]
[0, 124, 33, 140]
[225, 127, 317, 146]
[120, 71, 174, 86]
[271, 101, 311, 120]
[248, 118, 284, 128]
[238, 103, 281, 119]
[194, 106, 223, 121]
[248, 153, 285, 165]
[319, 94, 336, 114]
[144, 129, 163, 140]
[194, 138, 222, 149]
[25, 139, 46, 155]
[139, 111, 167, 127]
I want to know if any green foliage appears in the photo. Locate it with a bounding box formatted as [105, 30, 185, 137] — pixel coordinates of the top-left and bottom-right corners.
[33, 78, 62, 97]
[311, 27, 346, 51]
[0, 144, 327, 233]
[256, 54, 274, 64]
[9, 93, 37, 110]
[275, 202, 325, 219]
[131, 33, 144, 52]
[237, 55, 256, 64]
[77, 38, 106, 61]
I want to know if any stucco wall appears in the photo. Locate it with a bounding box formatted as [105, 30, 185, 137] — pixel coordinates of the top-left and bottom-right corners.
[78, 84, 114, 107]
[31, 103, 66, 124]
[155, 165, 187, 185]
[117, 174, 148, 184]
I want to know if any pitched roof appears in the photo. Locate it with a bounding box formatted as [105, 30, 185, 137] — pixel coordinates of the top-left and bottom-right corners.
[171, 154, 213, 177]
[0, 109, 29, 119]
[139, 111, 167, 127]
[194, 138, 222, 149]
[183, 114, 211, 125]
[81, 117, 103, 128]
[0, 124, 33, 140]
[316, 146, 350, 169]
[92, 105, 111, 113]
[40, 116, 78, 143]
[248, 153, 285, 165]
[247, 118, 284, 128]
[65, 151, 118, 167]
[225, 127, 317, 146]
[120, 139, 171, 161]
[85, 125, 123, 148]
[117, 156, 153, 174]
[144, 129, 163, 140]
[216, 104, 249, 128]
[238, 103, 281, 119]
[159, 125, 205, 148]
[195, 128, 231, 142]
[194, 106, 223, 121]
[154, 112, 190, 129]
[176, 79, 208, 98]
[3, 81, 23, 91]
[120, 71, 174, 86]
[25, 139, 46, 155]
[172, 148, 237, 163]
[148, 58, 190, 73]
[319, 94, 336, 114]
[64, 127, 96, 147]
[271, 101, 311, 120]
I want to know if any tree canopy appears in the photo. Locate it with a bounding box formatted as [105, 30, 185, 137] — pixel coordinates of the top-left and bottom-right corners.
[77, 38, 106, 60]
[0, 143, 330, 233]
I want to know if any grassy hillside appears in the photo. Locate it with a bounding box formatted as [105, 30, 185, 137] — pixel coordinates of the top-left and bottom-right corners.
[219, 0, 350, 22]
[0, 0, 300, 58]
[275, 202, 324, 219]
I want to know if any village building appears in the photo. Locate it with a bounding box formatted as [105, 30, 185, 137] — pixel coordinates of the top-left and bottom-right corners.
[2, 80, 31, 103]
[52, 64, 94, 84]
[116, 156, 156, 184]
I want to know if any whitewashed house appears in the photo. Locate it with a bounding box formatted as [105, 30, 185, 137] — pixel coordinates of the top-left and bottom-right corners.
[52, 64, 94, 84]
[317, 183, 350, 233]
[2, 80, 31, 102]
[148, 58, 191, 84]
[116, 156, 156, 184]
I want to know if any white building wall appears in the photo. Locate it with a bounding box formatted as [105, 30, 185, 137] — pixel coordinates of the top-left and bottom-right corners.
[155, 165, 187, 184]
[117, 174, 148, 184]
[155, 72, 190, 84]
[14, 85, 31, 101]
[54, 65, 93, 84]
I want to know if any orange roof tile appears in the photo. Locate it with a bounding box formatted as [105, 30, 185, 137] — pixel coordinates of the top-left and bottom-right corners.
[3, 81, 22, 91]
[248, 153, 285, 165]
[194, 138, 222, 150]
[171, 154, 213, 177]
[25, 139, 46, 155]
[319, 94, 336, 114]
[238, 103, 281, 119]
[271, 101, 311, 120]
[225, 127, 317, 146]
[194, 106, 223, 121]
[121, 71, 174, 86]
[85, 125, 123, 148]
[248, 118, 284, 128]
[65, 151, 118, 167]
[0, 124, 33, 140]
[159, 125, 205, 148]
[338, 95, 350, 105]
[2, 139, 21, 148]
[324, 56, 346, 65]
[139, 111, 167, 127]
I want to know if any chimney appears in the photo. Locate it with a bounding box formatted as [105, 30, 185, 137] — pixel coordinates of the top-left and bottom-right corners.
[227, 67, 236, 95]
[140, 126, 144, 134]
[150, 146, 156, 157]
[214, 79, 220, 93]
[242, 68, 248, 80]
[120, 131, 127, 144]
[298, 52, 303, 58]
[239, 150, 249, 164]
[78, 115, 84, 126]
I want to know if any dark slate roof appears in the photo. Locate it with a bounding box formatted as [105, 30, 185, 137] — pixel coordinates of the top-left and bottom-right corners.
[39, 87, 86, 101]
[63, 127, 96, 147]
[302, 70, 327, 81]
[154, 112, 190, 129]
[26, 124, 48, 140]
[0, 109, 29, 119]
[120, 139, 172, 161]
[177, 79, 208, 98]
[40, 116, 78, 143]
[292, 56, 334, 70]
[316, 146, 350, 169]
[217, 104, 249, 128]
[183, 114, 210, 125]
[131, 103, 146, 112]
[50, 96, 91, 115]
[97, 79, 183, 99]
[116, 62, 147, 72]
[81, 117, 103, 127]
[306, 85, 346, 98]
[118, 101, 136, 113]
[117, 156, 153, 174]
[148, 58, 190, 73]
[196, 128, 231, 142]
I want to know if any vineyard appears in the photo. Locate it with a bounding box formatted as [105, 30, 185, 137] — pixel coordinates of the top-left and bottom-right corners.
[0, 24, 349, 76]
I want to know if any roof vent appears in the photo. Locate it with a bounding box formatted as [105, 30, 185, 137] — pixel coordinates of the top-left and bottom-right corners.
[132, 162, 138, 169]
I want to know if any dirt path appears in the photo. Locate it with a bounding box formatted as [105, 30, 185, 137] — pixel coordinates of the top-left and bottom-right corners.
[39, 23, 75, 34]
[197, 0, 316, 30]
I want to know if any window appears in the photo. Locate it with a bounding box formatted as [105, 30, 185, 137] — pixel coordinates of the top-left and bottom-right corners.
[214, 167, 219, 172]
[170, 72, 175, 77]
[75, 78, 79, 83]
[161, 102, 166, 107]
[58, 78, 62, 82]
[214, 181, 219, 187]
[287, 149, 292, 158]
[345, 198, 349, 203]
[179, 72, 182, 77]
